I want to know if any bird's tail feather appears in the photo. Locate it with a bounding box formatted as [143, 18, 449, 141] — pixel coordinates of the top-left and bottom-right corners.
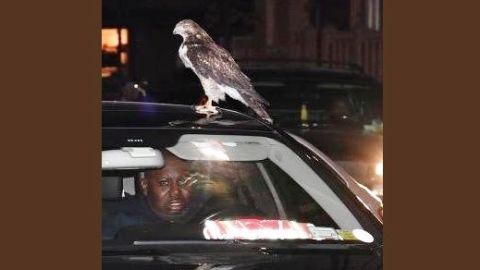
[246, 96, 273, 124]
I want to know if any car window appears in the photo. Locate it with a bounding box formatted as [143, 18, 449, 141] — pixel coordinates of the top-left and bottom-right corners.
[262, 160, 338, 227]
[102, 134, 363, 242]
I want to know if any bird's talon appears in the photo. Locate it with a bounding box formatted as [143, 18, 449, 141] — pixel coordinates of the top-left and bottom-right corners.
[195, 105, 219, 116]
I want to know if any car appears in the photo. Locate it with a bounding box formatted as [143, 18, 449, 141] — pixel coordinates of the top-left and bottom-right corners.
[102, 101, 383, 270]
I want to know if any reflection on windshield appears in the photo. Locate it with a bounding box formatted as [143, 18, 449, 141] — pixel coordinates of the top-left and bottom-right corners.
[204, 219, 330, 241]
[203, 219, 374, 243]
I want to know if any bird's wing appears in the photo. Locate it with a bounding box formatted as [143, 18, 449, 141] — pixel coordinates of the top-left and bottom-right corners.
[186, 43, 269, 106]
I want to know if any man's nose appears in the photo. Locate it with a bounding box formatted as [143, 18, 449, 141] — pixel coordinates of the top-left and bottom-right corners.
[169, 180, 181, 197]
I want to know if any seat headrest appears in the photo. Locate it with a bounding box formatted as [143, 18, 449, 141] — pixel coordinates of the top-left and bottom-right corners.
[102, 176, 123, 200]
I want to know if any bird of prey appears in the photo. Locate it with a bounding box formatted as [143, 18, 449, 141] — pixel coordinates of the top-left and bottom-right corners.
[173, 19, 272, 123]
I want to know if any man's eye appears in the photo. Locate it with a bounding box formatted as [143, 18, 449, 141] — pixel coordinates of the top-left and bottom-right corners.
[158, 179, 169, 186]
[177, 178, 187, 186]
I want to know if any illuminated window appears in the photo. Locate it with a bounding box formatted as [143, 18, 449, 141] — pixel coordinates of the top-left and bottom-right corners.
[102, 28, 128, 52]
[101, 67, 118, 78]
[367, 0, 381, 31]
[102, 28, 129, 77]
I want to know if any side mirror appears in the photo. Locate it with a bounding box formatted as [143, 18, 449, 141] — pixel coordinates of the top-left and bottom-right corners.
[102, 147, 164, 170]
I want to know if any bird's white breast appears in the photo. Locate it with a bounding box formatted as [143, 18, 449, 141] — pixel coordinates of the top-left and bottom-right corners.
[179, 44, 192, 69]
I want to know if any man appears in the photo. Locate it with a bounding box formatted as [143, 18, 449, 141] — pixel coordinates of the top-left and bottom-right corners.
[102, 151, 197, 239]
[138, 151, 195, 221]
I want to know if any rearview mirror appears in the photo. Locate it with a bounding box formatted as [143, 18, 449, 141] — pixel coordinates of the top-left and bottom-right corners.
[102, 147, 164, 170]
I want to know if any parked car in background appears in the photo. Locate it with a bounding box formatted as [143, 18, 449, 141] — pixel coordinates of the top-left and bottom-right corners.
[102, 101, 382, 270]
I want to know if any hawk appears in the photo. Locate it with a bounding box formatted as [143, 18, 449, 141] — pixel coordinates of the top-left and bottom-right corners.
[173, 19, 272, 123]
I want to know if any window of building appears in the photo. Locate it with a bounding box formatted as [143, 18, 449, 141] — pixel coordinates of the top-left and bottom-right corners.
[102, 28, 129, 78]
[367, 0, 381, 31]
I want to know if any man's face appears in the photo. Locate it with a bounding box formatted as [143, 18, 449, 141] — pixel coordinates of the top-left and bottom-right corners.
[140, 154, 193, 218]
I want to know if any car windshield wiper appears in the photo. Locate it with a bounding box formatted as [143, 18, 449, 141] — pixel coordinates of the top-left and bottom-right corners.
[103, 241, 382, 268]
[103, 244, 170, 256]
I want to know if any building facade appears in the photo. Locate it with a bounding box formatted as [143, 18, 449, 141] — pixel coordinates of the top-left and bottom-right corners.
[231, 0, 383, 81]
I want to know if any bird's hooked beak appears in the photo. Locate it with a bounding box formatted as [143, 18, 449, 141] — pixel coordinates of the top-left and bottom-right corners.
[173, 24, 180, 36]
[173, 25, 185, 41]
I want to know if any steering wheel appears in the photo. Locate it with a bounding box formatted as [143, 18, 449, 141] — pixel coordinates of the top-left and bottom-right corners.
[200, 205, 266, 224]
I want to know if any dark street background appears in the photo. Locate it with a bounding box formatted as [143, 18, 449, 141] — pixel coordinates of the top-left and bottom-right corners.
[102, 0, 382, 101]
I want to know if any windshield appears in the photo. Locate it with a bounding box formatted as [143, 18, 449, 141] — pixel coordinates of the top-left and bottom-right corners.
[102, 134, 370, 244]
